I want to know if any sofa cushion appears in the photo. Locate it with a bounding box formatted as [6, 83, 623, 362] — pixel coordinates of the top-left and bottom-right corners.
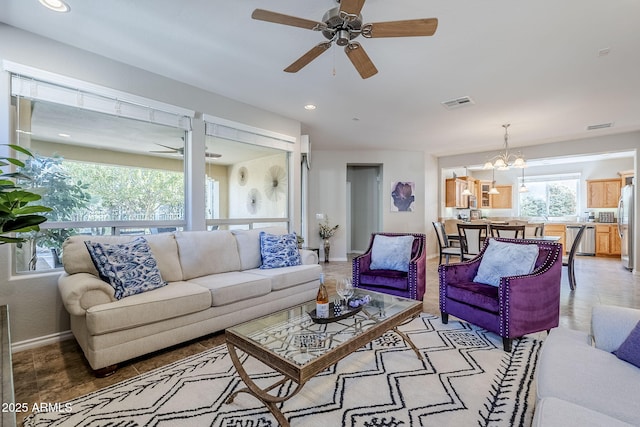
[246, 263, 321, 291]
[63, 233, 183, 282]
[446, 281, 499, 313]
[174, 231, 242, 280]
[232, 227, 288, 270]
[187, 271, 271, 306]
[537, 327, 640, 425]
[85, 237, 168, 299]
[359, 269, 409, 291]
[85, 281, 211, 335]
[259, 231, 302, 269]
[615, 320, 640, 368]
[474, 239, 539, 286]
[370, 234, 414, 272]
[532, 397, 634, 427]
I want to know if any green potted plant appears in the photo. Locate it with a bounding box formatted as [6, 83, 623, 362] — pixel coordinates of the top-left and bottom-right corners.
[0, 145, 51, 244]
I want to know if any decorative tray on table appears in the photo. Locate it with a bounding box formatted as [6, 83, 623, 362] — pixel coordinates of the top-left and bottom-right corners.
[308, 302, 363, 324]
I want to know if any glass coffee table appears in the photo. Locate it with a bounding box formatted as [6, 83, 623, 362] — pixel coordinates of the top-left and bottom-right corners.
[225, 289, 422, 426]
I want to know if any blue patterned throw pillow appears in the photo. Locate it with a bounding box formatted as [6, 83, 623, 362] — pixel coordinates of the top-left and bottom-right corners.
[259, 232, 302, 269]
[474, 239, 539, 287]
[85, 237, 167, 299]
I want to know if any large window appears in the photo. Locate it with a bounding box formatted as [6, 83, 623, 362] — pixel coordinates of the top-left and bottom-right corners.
[519, 174, 579, 218]
[9, 68, 295, 272]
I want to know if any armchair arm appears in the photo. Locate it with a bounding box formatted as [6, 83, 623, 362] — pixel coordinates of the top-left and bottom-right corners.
[408, 239, 427, 299]
[352, 252, 373, 286]
[438, 257, 483, 283]
[498, 248, 563, 338]
[591, 305, 640, 352]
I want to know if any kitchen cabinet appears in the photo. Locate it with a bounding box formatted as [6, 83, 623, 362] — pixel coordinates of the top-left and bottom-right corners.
[477, 182, 512, 209]
[445, 177, 475, 208]
[544, 224, 566, 252]
[596, 224, 621, 256]
[478, 181, 492, 208]
[492, 185, 513, 209]
[587, 179, 621, 208]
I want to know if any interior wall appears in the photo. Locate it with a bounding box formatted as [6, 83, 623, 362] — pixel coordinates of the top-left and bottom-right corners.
[228, 153, 287, 219]
[0, 24, 303, 345]
[310, 150, 426, 262]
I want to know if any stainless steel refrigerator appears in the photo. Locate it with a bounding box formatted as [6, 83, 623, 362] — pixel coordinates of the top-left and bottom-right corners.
[618, 184, 634, 270]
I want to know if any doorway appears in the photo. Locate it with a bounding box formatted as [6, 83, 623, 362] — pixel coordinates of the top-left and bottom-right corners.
[347, 164, 383, 254]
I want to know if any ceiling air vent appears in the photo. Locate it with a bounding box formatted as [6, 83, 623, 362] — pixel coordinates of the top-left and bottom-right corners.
[587, 122, 614, 131]
[441, 96, 475, 110]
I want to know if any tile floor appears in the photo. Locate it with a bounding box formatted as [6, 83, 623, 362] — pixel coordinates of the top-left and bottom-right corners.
[12, 255, 640, 423]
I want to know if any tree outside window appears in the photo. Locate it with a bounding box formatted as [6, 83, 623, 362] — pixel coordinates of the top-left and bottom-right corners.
[519, 177, 578, 218]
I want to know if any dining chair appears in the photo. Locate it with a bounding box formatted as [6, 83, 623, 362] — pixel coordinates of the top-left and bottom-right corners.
[457, 223, 488, 260]
[563, 224, 586, 290]
[526, 222, 545, 237]
[489, 224, 526, 239]
[432, 221, 461, 265]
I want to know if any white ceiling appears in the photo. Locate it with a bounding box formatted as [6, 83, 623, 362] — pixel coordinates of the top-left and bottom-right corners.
[2, 0, 640, 158]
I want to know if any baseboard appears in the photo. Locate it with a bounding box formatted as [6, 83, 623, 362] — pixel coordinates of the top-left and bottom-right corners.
[12, 330, 74, 353]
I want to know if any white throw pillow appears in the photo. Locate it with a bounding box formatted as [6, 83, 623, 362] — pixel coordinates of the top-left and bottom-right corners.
[370, 235, 415, 272]
[474, 239, 539, 287]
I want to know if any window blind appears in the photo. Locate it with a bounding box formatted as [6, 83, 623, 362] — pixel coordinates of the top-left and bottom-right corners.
[10, 74, 192, 131]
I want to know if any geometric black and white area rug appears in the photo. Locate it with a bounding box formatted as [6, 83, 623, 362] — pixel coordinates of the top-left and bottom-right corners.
[24, 314, 541, 427]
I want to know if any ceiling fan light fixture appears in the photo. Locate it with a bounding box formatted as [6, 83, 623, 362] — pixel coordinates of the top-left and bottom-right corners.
[336, 29, 351, 46]
[39, 0, 71, 13]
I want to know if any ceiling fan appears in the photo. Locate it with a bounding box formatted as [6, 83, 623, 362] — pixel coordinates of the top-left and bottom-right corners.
[251, 0, 438, 79]
[150, 143, 222, 159]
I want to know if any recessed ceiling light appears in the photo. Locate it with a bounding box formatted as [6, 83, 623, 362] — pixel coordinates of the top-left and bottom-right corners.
[38, 0, 71, 13]
[58, 133, 71, 138]
[304, 104, 316, 110]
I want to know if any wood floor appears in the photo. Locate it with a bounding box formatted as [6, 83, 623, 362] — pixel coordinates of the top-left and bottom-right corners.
[12, 255, 640, 423]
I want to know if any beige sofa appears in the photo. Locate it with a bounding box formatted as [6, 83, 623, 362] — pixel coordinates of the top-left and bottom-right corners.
[58, 227, 321, 374]
[533, 305, 640, 426]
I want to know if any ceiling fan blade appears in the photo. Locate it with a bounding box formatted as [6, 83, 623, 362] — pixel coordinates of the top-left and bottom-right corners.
[339, 0, 366, 19]
[150, 150, 177, 154]
[153, 143, 181, 152]
[205, 152, 222, 158]
[284, 42, 332, 73]
[363, 18, 438, 38]
[344, 42, 378, 79]
[251, 9, 326, 31]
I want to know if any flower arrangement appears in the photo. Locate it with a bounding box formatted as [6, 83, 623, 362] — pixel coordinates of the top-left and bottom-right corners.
[319, 217, 339, 239]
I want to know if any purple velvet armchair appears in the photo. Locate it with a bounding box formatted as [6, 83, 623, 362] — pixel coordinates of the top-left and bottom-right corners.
[439, 237, 562, 351]
[353, 232, 426, 301]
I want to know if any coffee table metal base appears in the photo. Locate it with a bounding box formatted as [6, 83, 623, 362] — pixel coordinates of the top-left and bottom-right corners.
[226, 323, 422, 427]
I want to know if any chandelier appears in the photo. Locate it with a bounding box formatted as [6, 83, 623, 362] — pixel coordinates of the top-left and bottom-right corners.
[483, 124, 526, 170]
